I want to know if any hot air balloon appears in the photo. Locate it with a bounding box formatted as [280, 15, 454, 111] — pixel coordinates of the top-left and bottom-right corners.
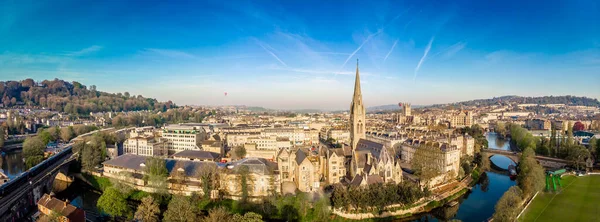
[224, 92, 228, 96]
[398, 103, 402, 107]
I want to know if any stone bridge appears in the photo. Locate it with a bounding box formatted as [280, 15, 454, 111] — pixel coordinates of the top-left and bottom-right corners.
[0, 145, 76, 221]
[482, 148, 570, 169]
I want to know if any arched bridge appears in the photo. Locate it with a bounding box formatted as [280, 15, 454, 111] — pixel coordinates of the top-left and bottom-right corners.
[482, 148, 570, 168]
[0, 145, 76, 221]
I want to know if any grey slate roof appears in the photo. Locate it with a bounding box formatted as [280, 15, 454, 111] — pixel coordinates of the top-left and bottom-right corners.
[102, 154, 216, 177]
[173, 150, 220, 160]
[226, 157, 278, 175]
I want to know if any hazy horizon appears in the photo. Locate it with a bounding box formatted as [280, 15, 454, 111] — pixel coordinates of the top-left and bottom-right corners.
[2, 0, 599, 110]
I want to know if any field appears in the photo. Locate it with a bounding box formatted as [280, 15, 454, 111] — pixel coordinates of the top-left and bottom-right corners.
[519, 175, 600, 222]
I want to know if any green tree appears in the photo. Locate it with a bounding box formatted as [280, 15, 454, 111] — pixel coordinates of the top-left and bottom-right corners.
[238, 165, 250, 202]
[144, 157, 169, 198]
[47, 126, 60, 142]
[163, 195, 198, 222]
[60, 126, 75, 142]
[234, 146, 246, 159]
[97, 187, 131, 219]
[493, 186, 523, 222]
[588, 137, 597, 156]
[195, 164, 219, 198]
[517, 147, 545, 197]
[134, 196, 160, 222]
[203, 206, 232, 222]
[0, 128, 4, 148]
[566, 122, 574, 146]
[231, 212, 262, 222]
[23, 136, 46, 168]
[38, 130, 53, 145]
[566, 145, 591, 171]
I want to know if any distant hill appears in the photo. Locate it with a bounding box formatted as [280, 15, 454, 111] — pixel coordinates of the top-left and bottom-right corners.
[367, 104, 426, 112]
[429, 95, 600, 108]
[0, 78, 175, 115]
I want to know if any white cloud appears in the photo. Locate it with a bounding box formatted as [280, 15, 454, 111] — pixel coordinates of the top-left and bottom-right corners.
[64, 45, 103, 56]
[143, 48, 196, 59]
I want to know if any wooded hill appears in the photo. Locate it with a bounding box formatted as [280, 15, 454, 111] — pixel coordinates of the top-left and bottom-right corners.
[0, 78, 175, 115]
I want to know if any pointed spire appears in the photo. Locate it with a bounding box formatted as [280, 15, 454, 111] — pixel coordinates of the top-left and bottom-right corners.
[353, 59, 362, 102]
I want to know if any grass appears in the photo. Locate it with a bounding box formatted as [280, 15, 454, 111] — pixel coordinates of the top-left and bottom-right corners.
[519, 175, 600, 222]
[82, 173, 112, 191]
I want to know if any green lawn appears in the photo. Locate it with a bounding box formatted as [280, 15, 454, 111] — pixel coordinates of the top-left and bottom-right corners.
[519, 175, 600, 222]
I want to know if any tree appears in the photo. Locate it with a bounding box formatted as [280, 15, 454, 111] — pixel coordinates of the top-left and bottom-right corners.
[231, 212, 263, 222]
[163, 195, 198, 222]
[234, 146, 246, 159]
[134, 196, 160, 222]
[60, 126, 75, 142]
[23, 136, 46, 168]
[38, 130, 53, 145]
[238, 165, 251, 202]
[47, 126, 60, 142]
[495, 122, 506, 136]
[493, 186, 523, 222]
[144, 157, 169, 197]
[110, 171, 134, 196]
[566, 145, 591, 171]
[566, 122, 574, 146]
[195, 164, 219, 197]
[97, 187, 131, 219]
[517, 147, 545, 197]
[80, 135, 106, 171]
[202, 206, 231, 222]
[0, 128, 4, 148]
[573, 121, 585, 131]
[589, 137, 597, 156]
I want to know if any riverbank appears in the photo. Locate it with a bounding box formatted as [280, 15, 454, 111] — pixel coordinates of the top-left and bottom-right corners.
[331, 175, 475, 220]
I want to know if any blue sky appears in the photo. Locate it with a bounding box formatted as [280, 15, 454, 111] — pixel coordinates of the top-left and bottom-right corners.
[1, 0, 599, 110]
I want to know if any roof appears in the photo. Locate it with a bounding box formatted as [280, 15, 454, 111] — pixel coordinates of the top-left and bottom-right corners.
[366, 174, 383, 185]
[295, 149, 307, 164]
[102, 154, 217, 177]
[356, 139, 384, 158]
[173, 150, 220, 160]
[226, 157, 278, 175]
[37, 194, 86, 222]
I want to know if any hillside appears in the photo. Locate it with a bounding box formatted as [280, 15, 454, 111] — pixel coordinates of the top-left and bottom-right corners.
[429, 95, 600, 108]
[0, 79, 175, 115]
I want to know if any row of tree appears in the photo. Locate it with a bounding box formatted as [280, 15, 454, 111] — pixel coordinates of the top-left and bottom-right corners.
[331, 182, 429, 213]
[21, 125, 99, 167]
[505, 123, 592, 169]
[493, 143, 545, 221]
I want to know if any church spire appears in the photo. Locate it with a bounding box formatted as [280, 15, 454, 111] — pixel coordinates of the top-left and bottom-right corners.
[350, 58, 366, 150]
[353, 59, 362, 103]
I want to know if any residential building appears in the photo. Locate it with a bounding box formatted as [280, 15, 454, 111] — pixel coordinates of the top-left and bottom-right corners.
[37, 194, 86, 222]
[327, 129, 350, 144]
[450, 111, 473, 128]
[161, 124, 207, 154]
[123, 135, 167, 157]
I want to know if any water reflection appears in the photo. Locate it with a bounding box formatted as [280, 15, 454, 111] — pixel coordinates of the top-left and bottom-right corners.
[1, 151, 26, 179]
[489, 155, 515, 170]
[486, 133, 510, 151]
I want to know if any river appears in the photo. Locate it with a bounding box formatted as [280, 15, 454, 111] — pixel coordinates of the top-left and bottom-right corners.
[1, 151, 26, 179]
[407, 133, 517, 222]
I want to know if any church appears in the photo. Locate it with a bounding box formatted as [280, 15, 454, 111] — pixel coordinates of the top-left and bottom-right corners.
[348, 60, 403, 186]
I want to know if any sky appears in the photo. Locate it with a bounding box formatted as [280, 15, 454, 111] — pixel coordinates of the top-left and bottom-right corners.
[1, 0, 599, 110]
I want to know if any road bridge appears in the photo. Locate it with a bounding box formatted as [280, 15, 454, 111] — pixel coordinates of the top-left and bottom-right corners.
[0, 145, 76, 221]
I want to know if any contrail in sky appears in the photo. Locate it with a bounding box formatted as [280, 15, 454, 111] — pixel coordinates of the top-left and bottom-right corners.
[258, 42, 287, 66]
[340, 29, 383, 69]
[414, 36, 435, 81]
[383, 39, 399, 63]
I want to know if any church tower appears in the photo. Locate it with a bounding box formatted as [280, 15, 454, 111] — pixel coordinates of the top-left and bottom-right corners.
[350, 60, 366, 150]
